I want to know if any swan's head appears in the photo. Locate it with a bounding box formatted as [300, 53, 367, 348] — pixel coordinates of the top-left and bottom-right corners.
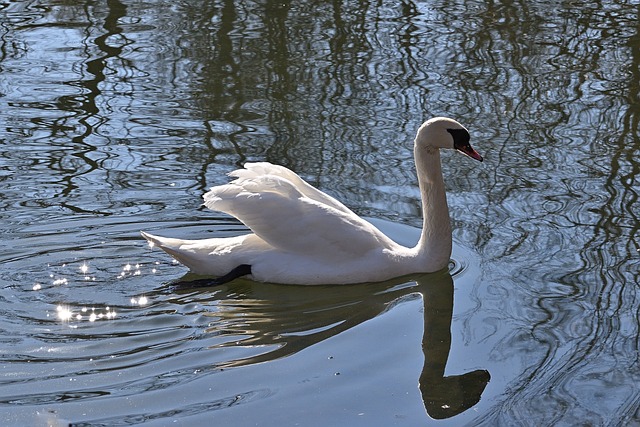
[416, 117, 483, 162]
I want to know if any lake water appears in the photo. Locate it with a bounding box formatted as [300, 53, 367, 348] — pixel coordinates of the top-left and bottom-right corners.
[1, 1, 639, 426]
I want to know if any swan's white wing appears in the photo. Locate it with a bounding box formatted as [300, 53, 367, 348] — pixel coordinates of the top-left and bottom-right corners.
[203, 174, 397, 260]
[229, 162, 353, 215]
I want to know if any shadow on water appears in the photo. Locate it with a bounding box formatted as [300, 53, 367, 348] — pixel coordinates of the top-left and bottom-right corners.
[166, 270, 490, 420]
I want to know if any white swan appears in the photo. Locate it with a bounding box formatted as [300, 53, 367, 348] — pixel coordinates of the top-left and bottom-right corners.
[141, 117, 482, 285]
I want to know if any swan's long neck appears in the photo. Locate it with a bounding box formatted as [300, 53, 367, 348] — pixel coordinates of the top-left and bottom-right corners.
[413, 143, 452, 270]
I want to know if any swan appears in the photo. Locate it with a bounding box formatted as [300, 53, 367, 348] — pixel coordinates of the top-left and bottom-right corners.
[141, 117, 483, 285]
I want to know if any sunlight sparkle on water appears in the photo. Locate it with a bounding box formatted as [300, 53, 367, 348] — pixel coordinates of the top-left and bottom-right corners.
[131, 296, 149, 306]
[56, 305, 117, 323]
[118, 262, 143, 279]
[56, 305, 73, 321]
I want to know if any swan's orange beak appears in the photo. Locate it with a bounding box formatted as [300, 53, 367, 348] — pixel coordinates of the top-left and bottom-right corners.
[457, 144, 483, 162]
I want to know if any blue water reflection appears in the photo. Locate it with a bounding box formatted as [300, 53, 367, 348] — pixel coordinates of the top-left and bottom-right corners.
[1, 0, 639, 425]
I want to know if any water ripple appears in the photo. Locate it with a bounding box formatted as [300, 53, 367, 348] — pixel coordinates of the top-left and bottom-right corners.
[1, 0, 639, 425]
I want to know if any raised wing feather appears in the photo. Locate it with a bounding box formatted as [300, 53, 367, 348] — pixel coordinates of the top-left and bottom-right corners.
[229, 162, 353, 215]
[203, 167, 396, 259]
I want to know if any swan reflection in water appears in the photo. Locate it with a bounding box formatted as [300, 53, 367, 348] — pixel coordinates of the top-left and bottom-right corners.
[171, 270, 490, 420]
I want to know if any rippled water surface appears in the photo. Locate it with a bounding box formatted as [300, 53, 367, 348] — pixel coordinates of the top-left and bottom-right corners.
[1, 1, 639, 426]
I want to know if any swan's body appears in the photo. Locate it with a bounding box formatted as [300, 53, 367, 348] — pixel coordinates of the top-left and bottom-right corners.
[141, 117, 482, 285]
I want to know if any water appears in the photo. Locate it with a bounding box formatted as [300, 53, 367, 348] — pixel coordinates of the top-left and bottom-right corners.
[1, 1, 639, 425]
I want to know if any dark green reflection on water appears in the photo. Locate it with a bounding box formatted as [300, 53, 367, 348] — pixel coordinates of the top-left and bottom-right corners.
[1, 0, 640, 425]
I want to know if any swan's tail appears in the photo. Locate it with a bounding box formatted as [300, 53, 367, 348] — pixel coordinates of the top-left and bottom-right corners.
[140, 231, 200, 269]
[141, 231, 251, 277]
[141, 231, 182, 252]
